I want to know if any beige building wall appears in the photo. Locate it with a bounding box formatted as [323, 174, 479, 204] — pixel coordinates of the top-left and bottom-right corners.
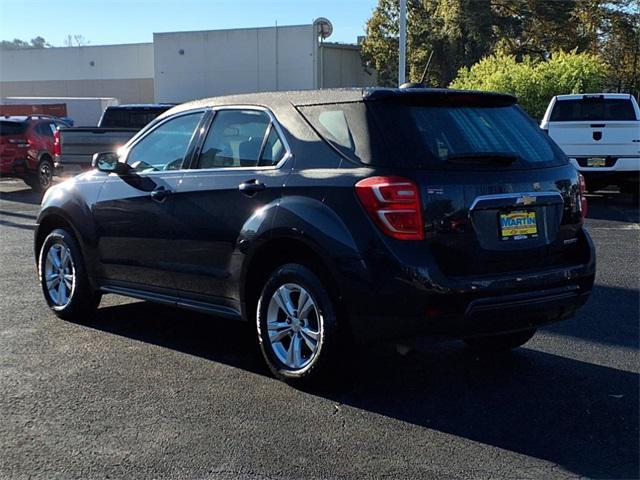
[0, 79, 154, 104]
[153, 25, 318, 103]
[0, 43, 155, 103]
[0, 30, 378, 105]
[318, 43, 377, 89]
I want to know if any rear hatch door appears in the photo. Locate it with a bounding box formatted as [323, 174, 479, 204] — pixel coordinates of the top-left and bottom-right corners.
[0, 120, 28, 165]
[548, 121, 639, 158]
[412, 166, 581, 277]
[300, 90, 586, 278]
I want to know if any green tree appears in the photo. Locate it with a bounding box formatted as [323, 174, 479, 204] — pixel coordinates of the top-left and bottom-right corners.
[361, 0, 638, 94]
[598, 4, 640, 94]
[362, 0, 501, 87]
[491, 0, 578, 58]
[450, 51, 608, 119]
[0, 37, 52, 50]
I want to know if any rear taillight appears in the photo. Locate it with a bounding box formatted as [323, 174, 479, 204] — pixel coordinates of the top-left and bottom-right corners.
[578, 173, 588, 219]
[53, 130, 61, 156]
[355, 176, 424, 240]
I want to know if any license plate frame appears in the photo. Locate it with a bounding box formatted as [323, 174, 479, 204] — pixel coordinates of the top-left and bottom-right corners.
[499, 210, 538, 241]
[587, 157, 606, 167]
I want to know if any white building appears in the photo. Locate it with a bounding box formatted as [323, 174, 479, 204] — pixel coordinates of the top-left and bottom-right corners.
[0, 23, 376, 105]
[0, 43, 155, 103]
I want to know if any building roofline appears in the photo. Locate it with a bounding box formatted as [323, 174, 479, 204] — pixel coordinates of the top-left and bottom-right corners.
[3, 42, 154, 51]
[153, 23, 313, 37]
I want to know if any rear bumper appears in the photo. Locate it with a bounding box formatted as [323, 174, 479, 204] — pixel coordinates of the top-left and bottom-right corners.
[571, 157, 640, 175]
[350, 286, 590, 342]
[0, 157, 32, 178]
[571, 156, 640, 171]
[344, 228, 596, 342]
[54, 155, 92, 176]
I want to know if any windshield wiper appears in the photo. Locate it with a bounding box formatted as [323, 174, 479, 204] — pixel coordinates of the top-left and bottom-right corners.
[446, 152, 519, 166]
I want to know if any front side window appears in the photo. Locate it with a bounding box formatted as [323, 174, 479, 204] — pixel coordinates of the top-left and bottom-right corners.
[197, 110, 275, 169]
[126, 112, 203, 173]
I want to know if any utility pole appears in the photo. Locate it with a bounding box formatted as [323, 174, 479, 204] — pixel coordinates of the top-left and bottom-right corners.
[398, 0, 407, 86]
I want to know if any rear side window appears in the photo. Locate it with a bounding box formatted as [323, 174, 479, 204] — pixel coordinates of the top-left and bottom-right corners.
[550, 98, 637, 121]
[0, 121, 27, 136]
[36, 122, 55, 138]
[300, 101, 565, 169]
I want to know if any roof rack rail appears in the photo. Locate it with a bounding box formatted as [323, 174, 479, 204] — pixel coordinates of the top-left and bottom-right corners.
[25, 114, 59, 121]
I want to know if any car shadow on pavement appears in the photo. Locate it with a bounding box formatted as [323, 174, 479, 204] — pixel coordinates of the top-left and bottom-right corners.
[543, 285, 639, 350]
[0, 187, 43, 206]
[0, 219, 36, 231]
[586, 192, 640, 223]
[84, 290, 639, 480]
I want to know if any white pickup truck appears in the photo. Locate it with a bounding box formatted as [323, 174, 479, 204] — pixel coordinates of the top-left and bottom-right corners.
[541, 93, 640, 197]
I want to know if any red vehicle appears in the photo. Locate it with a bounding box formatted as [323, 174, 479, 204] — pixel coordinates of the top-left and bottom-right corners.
[0, 115, 70, 192]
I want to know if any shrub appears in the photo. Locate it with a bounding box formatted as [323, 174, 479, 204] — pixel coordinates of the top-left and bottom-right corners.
[450, 51, 608, 119]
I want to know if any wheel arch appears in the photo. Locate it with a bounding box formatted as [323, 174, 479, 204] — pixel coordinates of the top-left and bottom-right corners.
[240, 235, 342, 323]
[38, 151, 53, 163]
[34, 209, 80, 263]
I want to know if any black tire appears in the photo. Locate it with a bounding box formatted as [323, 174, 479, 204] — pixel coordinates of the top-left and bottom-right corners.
[38, 228, 101, 321]
[256, 263, 341, 385]
[463, 328, 536, 353]
[620, 183, 639, 205]
[30, 157, 54, 193]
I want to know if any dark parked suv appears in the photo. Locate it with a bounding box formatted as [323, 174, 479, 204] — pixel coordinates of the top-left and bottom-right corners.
[34, 88, 595, 384]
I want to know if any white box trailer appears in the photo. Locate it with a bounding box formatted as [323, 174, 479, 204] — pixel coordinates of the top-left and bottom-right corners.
[0, 96, 119, 126]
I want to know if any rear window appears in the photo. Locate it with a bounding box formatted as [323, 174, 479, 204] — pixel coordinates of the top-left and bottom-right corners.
[0, 121, 27, 136]
[100, 108, 170, 129]
[550, 98, 637, 122]
[300, 101, 565, 169]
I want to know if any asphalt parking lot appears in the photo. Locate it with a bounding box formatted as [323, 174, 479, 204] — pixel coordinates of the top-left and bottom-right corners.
[1, 178, 638, 480]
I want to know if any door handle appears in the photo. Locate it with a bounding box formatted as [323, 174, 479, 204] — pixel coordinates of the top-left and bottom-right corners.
[150, 185, 172, 202]
[238, 179, 266, 196]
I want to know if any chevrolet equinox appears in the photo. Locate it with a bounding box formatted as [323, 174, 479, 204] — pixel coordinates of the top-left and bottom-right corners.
[34, 88, 596, 384]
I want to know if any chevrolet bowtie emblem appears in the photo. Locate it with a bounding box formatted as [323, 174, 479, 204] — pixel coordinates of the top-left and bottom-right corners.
[517, 195, 536, 205]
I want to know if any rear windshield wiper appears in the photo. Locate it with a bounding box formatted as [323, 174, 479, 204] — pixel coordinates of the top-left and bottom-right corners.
[446, 152, 519, 166]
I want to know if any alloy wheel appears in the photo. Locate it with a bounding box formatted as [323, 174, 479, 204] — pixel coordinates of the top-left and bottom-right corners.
[266, 283, 322, 370]
[44, 242, 75, 307]
[39, 162, 52, 189]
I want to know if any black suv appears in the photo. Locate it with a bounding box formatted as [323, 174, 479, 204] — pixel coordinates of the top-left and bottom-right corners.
[34, 88, 595, 384]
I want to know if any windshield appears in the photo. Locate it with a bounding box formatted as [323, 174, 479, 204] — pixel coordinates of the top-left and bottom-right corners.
[550, 98, 637, 121]
[300, 101, 566, 169]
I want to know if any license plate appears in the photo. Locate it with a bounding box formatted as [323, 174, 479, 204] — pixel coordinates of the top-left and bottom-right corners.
[587, 157, 606, 167]
[499, 211, 538, 240]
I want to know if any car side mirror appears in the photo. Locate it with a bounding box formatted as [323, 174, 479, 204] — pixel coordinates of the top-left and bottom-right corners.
[92, 152, 130, 175]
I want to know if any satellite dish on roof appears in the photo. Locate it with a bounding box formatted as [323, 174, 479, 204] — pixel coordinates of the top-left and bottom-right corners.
[314, 17, 333, 40]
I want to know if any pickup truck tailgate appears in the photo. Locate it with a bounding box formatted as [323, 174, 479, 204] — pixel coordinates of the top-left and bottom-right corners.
[548, 121, 640, 158]
[59, 128, 137, 156]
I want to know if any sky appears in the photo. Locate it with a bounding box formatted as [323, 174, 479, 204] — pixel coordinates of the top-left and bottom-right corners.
[0, 0, 378, 47]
